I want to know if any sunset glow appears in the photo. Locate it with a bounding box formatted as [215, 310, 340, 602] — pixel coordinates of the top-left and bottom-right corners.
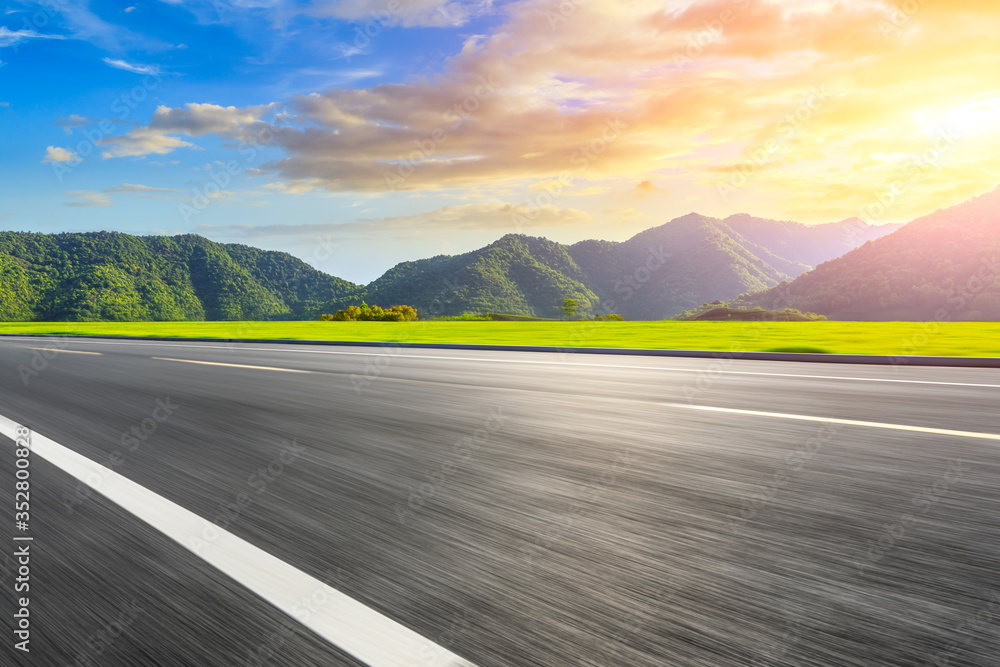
[2, 0, 999, 281]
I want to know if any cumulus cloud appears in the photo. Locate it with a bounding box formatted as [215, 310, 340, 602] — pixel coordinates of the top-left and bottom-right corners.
[56, 115, 91, 134]
[112, 0, 1000, 220]
[100, 128, 194, 158]
[149, 102, 277, 137]
[43, 146, 81, 163]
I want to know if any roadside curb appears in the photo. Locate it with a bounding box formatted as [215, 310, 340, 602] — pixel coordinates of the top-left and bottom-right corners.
[1, 333, 998, 367]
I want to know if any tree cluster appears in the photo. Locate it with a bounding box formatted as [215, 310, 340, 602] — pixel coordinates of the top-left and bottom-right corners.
[321, 302, 418, 322]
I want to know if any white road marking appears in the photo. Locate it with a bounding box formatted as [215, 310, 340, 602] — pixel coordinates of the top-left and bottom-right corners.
[22, 347, 102, 355]
[2, 336, 999, 389]
[0, 416, 475, 667]
[665, 403, 1000, 441]
[151, 357, 314, 373]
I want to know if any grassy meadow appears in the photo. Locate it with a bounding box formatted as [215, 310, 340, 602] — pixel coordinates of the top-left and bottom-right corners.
[0, 320, 999, 357]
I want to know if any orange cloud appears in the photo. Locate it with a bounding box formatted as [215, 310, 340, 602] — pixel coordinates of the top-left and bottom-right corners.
[109, 0, 1000, 223]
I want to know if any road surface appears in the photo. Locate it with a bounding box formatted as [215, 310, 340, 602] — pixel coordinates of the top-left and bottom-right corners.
[1, 336, 999, 666]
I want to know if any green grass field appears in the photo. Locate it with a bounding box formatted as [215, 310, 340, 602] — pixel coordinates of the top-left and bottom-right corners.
[1, 320, 999, 357]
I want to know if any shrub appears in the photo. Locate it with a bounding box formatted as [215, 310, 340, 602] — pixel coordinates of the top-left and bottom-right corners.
[329, 303, 419, 321]
[604, 313, 625, 321]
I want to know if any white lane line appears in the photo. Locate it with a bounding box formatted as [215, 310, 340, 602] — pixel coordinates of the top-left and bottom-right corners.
[0, 416, 475, 667]
[2, 337, 999, 389]
[23, 347, 102, 355]
[665, 403, 1000, 441]
[152, 357, 313, 373]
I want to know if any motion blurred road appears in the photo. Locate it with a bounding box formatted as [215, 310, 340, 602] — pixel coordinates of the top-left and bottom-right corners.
[2, 336, 1000, 666]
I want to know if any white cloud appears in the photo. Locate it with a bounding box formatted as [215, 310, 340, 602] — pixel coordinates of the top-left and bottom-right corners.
[149, 102, 277, 136]
[43, 146, 81, 163]
[64, 191, 113, 208]
[0, 101, 8, 108]
[125, 6, 137, 12]
[100, 128, 194, 158]
[102, 58, 161, 75]
[0, 26, 67, 48]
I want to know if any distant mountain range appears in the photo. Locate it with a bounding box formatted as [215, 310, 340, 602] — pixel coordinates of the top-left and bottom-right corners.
[0, 211, 902, 321]
[735, 188, 1000, 320]
[362, 214, 899, 319]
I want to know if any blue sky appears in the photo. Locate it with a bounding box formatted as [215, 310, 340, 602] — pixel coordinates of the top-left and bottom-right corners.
[2, 1, 998, 284]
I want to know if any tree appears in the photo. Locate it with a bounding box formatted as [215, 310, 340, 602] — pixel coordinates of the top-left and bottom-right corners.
[561, 298, 578, 319]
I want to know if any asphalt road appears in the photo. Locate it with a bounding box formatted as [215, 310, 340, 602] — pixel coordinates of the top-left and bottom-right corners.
[1, 336, 1000, 666]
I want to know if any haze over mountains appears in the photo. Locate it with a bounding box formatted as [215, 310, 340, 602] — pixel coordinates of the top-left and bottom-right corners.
[736, 188, 1000, 321]
[0, 213, 900, 321]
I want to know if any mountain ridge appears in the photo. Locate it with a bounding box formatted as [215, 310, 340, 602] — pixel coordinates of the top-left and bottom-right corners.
[733, 187, 1000, 320]
[0, 209, 903, 321]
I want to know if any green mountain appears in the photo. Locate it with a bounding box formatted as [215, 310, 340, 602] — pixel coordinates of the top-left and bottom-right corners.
[357, 213, 898, 320]
[365, 234, 600, 319]
[733, 188, 1000, 320]
[568, 213, 812, 319]
[0, 210, 900, 322]
[0, 231, 360, 321]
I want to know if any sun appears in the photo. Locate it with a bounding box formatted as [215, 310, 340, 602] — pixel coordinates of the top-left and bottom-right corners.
[917, 92, 1000, 138]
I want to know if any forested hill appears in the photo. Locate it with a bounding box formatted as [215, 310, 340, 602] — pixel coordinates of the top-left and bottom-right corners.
[0, 208, 901, 321]
[365, 234, 601, 319]
[0, 231, 360, 321]
[361, 214, 899, 320]
[734, 188, 1000, 320]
